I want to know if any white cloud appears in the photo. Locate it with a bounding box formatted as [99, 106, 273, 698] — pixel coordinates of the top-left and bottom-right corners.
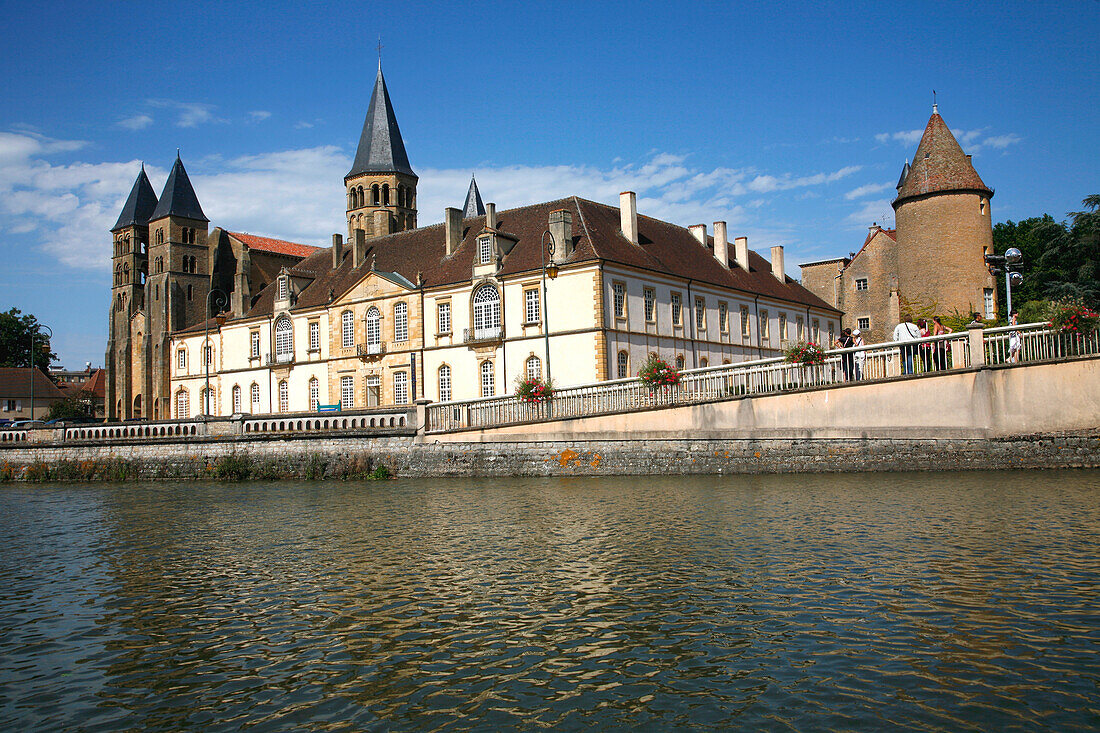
[118, 114, 153, 131]
[846, 198, 894, 228]
[875, 130, 923, 146]
[147, 99, 225, 128]
[874, 125, 1022, 154]
[983, 133, 1022, 149]
[249, 110, 272, 122]
[294, 121, 315, 129]
[845, 181, 893, 200]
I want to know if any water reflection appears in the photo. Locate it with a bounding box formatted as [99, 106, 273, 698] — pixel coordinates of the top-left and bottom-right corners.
[1, 471, 1097, 730]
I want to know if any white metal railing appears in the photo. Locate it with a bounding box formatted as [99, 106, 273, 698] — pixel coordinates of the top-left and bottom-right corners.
[426, 322, 1097, 433]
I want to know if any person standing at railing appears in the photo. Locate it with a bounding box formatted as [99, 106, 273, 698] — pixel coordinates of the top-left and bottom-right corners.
[931, 316, 953, 371]
[917, 319, 933, 372]
[835, 328, 855, 381]
[1008, 310, 1022, 363]
[852, 329, 865, 380]
[892, 315, 921, 375]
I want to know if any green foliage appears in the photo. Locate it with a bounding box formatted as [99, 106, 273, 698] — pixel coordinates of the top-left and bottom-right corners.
[15, 458, 138, 482]
[940, 307, 980, 333]
[638, 355, 680, 388]
[0, 308, 57, 372]
[45, 390, 96, 421]
[1047, 297, 1099, 334]
[1017, 300, 1051, 325]
[992, 195, 1100, 312]
[783, 341, 826, 365]
[304, 454, 328, 480]
[212, 453, 253, 481]
[515, 376, 555, 404]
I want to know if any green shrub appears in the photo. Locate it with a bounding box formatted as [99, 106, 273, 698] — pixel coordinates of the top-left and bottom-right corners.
[213, 453, 253, 481]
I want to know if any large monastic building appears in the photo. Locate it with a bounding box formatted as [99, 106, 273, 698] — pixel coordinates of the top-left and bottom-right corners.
[106, 67, 841, 420]
[800, 106, 997, 342]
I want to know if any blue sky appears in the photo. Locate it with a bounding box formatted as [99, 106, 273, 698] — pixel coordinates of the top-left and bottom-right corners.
[2, 0, 1097, 368]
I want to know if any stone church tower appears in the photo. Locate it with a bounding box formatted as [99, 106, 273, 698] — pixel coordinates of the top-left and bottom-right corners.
[345, 64, 418, 239]
[893, 105, 997, 318]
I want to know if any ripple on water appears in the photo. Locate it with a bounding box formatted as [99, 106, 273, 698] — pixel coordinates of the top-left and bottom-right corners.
[0, 470, 1098, 731]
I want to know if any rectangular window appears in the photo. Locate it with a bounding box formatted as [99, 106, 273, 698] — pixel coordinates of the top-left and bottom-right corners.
[341, 311, 355, 348]
[394, 302, 408, 342]
[438, 365, 451, 402]
[481, 361, 495, 397]
[984, 289, 995, 319]
[741, 306, 750, 338]
[671, 291, 682, 326]
[525, 288, 540, 324]
[778, 313, 787, 343]
[760, 310, 770, 340]
[643, 287, 656, 322]
[232, 386, 241, 413]
[250, 331, 260, 358]
[3, 399, 15, 412]
[695, 297, 706, 331]
[203, 344, 212, 367]
[309, 380, 319, 411]
[277, 277, 288, 301]
[858, 317, 870, 330]
[340, 376, 354, 409]
[812, 319, 820, 343]
[612, 281, 626, 319]
[478, 236, 492, 264]
[437, 301, 452, 334]
[393, 371, 408, 405]
[718, 301, 728, 333]
[177, 348, 186, 370]
[309, 321, 320, 351]
[855, 278, 869, 291]
[366, 375, 380, 407]
[251, 383, 261, 412]
[796, 316, 804, 341]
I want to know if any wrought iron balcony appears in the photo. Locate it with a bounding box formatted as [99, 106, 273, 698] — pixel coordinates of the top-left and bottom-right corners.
[265, 351, 294, 366]
[464, 325, 504, 344]
[357, 342, 385, 358]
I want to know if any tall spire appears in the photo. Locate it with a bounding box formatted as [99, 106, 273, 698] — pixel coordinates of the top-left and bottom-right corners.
[462, 175, 486, 218]
[894, 109, 991, 206]
[895, 159, 910, 191]
[112, 165, 159, 231]
[347, 66, 416, 179]
[150, 154, 208, 221]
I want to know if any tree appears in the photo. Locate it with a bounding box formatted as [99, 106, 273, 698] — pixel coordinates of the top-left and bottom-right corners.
[45, 389, 96, 421]
[0, 308, 57, 374]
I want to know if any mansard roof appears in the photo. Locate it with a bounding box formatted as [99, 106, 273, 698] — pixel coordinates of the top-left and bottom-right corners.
[346, 66, 416, 180]
[894, 109, 992, 206]
[236, 196, 839, 322]
[151, 155, 208, 222]
[112, 166, 159, 231]
[462, 176, 486, 218]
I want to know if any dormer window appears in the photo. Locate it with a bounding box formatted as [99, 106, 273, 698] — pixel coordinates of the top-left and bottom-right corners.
[478, 236, 492, 265]
[277, 276, 288, 302]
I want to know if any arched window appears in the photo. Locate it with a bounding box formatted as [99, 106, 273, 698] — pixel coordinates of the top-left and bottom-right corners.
[438, 364, 451, 402]
[675, 354, 685, 370]
[394, 302, 407, 342]
[365, 306, 381, 347]
[187, 284, 193, 301]
[123, 263, 130, 283]
[371, 184, 380, 205]
[114, 264, 122, 286]
[250, 383, 261, 412]
[274, 316, 293, 362]
[357, 186, 364, 207]
[232, 384, 242, 413]
[309, 377, 320, 411]
[382, 183, 390, 205]
[156, 229, 164, 244]
[700, 357, 708, 368]
[175, 389, 189, 419]
[472, 285, 501, 337]
[480, 360, 495, 397]
[203, 341, 213, 367]
[617, 350, 629, 379]
[397, 185, 405, 208]
[278, 380, 289, 412]
[200, 386, 214, 415]
[526, 355, 542, 380]
[177, 348, 187, 371]
[341, 310, 354, 348]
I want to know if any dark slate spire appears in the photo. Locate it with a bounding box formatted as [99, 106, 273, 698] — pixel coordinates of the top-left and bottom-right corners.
[112, 164, 159, 231]
[347, 66, 416, 179]
[462, 175, 486, 218]
[151, 154, 208, 221]
[895, 159, 910, 190]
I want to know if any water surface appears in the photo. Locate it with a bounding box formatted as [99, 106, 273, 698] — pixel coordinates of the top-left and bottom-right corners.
[1, 471, 1098, 731]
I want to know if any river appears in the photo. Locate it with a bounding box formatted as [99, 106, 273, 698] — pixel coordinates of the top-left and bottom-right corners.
[1, 470, 1097, 731]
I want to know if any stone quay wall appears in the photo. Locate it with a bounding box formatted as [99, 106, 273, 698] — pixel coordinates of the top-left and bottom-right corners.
[1, 430, 1097, 481]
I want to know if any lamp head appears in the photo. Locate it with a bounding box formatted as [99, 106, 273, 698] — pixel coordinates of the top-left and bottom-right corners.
[546, 263, 559, 279]
[1005, 247, 1023, 264]
[215, 312, 227, 327]
[1009, 271, 1024, 286]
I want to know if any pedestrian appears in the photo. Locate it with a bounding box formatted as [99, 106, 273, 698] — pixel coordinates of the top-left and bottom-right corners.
[1008, 310, 1021, 363]
[852, 328, 865, 380]
[916, 318, 933, 372]
[931, 316, 953, 370]
[835, 328, 854, 381]
[892, 314, 921, 375]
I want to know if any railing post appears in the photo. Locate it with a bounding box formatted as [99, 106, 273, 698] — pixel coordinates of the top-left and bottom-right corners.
[968, 321, 986, 367]
[413, 399, 429, 438]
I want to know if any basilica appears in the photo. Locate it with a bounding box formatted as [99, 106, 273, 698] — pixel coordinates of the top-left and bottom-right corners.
[106, 67, 840, 419]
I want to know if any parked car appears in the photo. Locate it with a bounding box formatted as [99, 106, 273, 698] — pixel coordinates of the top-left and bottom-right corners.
[0, 418, 12, 428]
[9, 420, 46, 429]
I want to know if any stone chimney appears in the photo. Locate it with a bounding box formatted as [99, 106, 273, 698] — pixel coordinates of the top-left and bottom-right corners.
[770, 244, 786, 282]
[713, 221, 728, 268]
[549, 209, 572, 265]
[353, 228, 366, 268]
[620, 191, 638, 244]
[444, 207, 462, 257]
[734, 236, 749, 272]
[373, 210, 392, 237]
[486, 202, 497, 231]
[332, 233, 343, 269]
[689, 224, 707, 245]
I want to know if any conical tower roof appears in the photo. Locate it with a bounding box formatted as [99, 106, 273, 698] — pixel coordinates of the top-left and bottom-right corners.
[895, 159, 910, 190]
[150, 155, 208, 221]
[347, 66, 416, 180]
[112, 165, 159, 231]
[462, 175, 486, 218]
[894, 108, 992, 207]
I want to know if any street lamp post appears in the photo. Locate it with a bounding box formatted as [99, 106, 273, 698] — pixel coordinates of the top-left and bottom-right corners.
[984, 247, 1024, 319]
[539, 231, 559, 383]
[204, 288, 228, 420]
[29, 324, 52, 422]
